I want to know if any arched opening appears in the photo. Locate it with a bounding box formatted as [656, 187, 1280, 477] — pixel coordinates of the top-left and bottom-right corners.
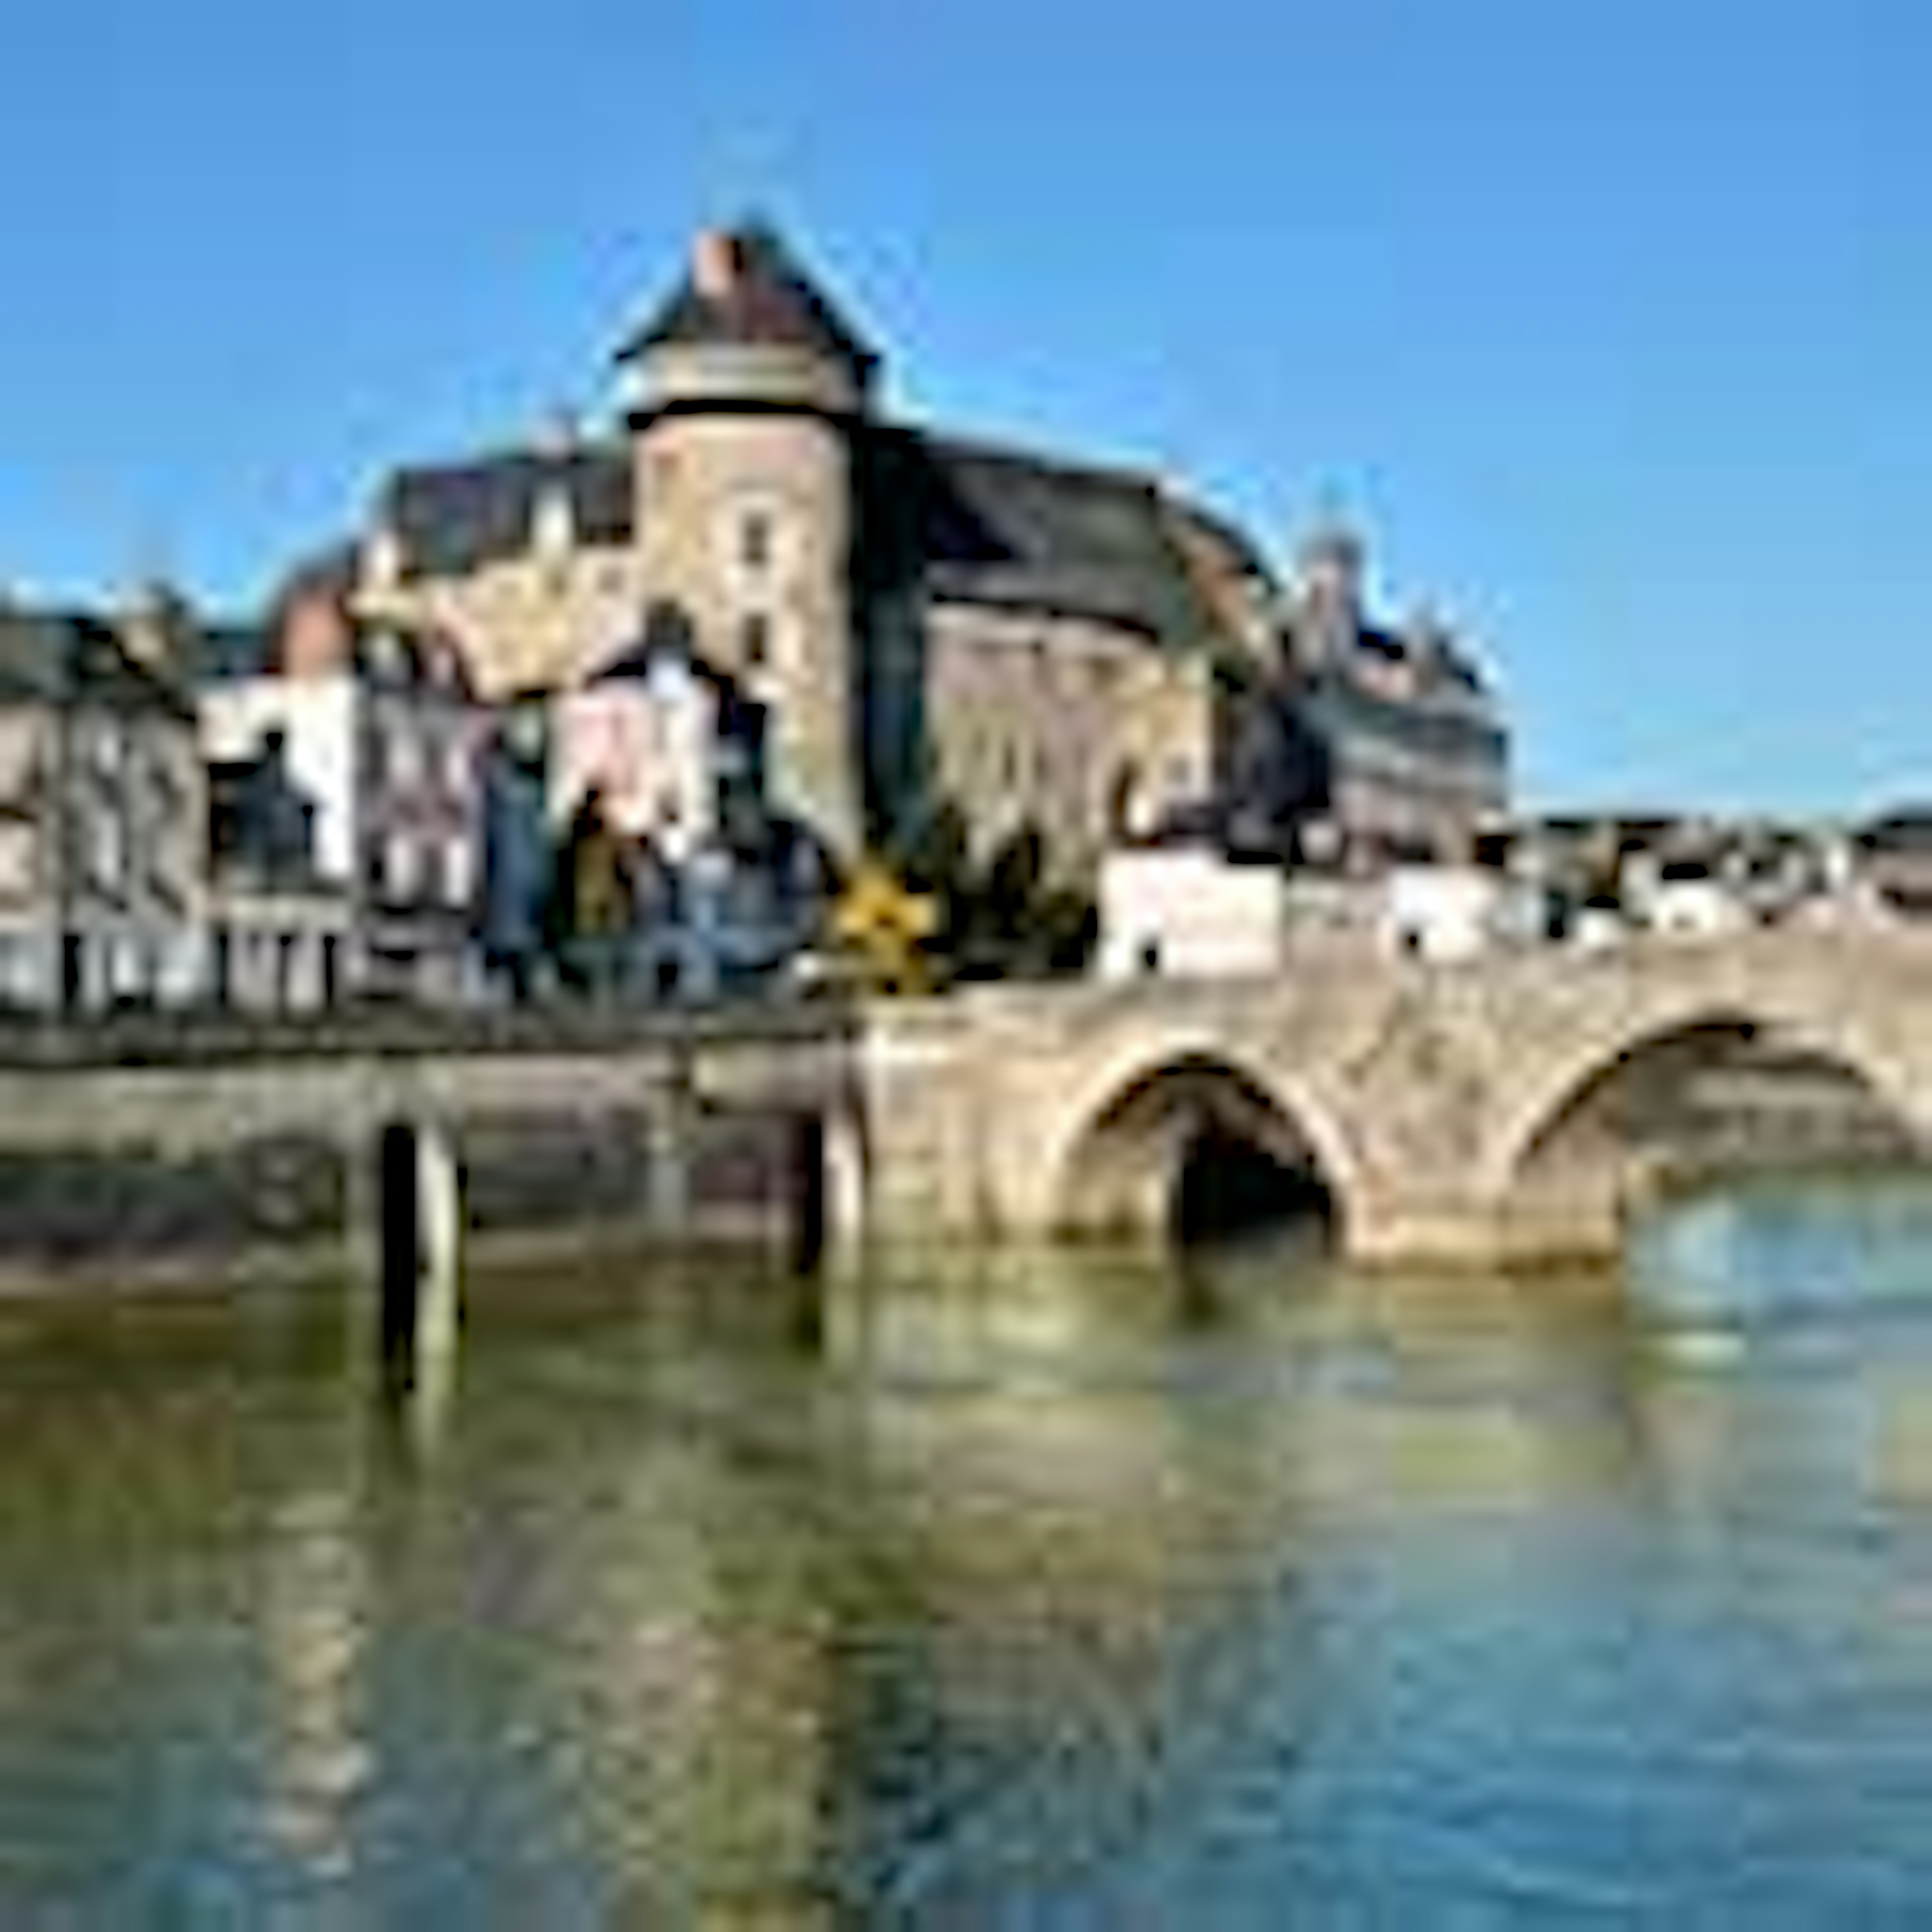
[1057, 1056, 1339, 1252]
[1508, 1014, 1918, 1252]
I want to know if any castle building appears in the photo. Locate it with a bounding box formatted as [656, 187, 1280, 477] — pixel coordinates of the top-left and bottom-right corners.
[314, 221, 1273, 882]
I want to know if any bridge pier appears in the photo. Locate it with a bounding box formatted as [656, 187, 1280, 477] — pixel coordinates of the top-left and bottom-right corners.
[1345, 1189, 1624, 1270]
[822, 1110, 866, 1254]
[645, 1070, 694, 1236]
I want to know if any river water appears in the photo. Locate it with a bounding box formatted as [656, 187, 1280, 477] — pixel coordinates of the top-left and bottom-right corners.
[6, 1180, 1932, 1926]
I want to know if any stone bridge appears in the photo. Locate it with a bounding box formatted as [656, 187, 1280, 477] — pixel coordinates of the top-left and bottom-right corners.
[856, 927, 1932, 1264]
[4, 927, 1932, 1277]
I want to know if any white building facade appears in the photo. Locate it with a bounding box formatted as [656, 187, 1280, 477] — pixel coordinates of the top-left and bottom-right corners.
[195, 590, 487, 1009]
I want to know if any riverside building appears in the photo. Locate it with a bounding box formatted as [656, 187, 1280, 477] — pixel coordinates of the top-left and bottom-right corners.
[0, 602, 207, 1011]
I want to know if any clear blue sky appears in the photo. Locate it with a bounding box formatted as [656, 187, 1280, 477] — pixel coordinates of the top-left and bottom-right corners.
[0, 0, 1916, 814]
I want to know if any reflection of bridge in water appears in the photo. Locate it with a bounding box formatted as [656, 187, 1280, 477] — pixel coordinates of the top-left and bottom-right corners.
[4, 927, 1932, 1279]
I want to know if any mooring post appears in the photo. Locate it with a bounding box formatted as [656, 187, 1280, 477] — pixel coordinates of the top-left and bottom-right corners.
[790, 1114, 828, 1274]
[414, 1121, 462, 1374]
[376, 1123, 419, 1369]
[821, 1108, 866, 1257]
[647, 1056, 694, 1239]
[373, 1119, 464, 1389]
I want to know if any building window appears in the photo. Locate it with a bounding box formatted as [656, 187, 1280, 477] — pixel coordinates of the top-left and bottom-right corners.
[382, 726, 423, 792]
[741, 612, 771, 669]
[382, 832, 420, 902]
[741, 511, 773, 573]
[442, 839, 474, 909]
[91, 811, 127, 895]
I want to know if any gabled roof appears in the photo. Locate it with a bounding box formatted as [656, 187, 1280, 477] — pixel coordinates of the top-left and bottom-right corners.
[613, 222, 878, 376]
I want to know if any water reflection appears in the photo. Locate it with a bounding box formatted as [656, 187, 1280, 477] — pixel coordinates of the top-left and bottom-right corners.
[4, 1186, 1932, 1919]
[257, 1482, 372, 1887]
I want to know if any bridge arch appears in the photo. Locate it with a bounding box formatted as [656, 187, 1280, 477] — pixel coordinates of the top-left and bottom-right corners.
[1487, 1000, 1921, 1250]
[1046, 1046, 1357, 1249]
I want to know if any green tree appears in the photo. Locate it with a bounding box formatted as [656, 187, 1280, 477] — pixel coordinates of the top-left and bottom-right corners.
[881, 801, 1099, 985]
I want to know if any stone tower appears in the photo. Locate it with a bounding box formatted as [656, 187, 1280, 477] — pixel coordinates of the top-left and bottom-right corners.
[615, 221, 878, 856]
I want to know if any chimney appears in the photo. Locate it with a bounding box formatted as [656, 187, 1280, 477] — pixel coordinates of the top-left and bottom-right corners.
[279, 585, 353, 681]
[692, 227, 739, 302]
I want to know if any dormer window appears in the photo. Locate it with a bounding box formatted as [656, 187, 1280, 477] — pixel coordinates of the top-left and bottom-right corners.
[532, 481, 576, 562]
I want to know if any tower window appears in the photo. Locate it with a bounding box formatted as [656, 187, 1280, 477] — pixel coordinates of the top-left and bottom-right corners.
[741, 612, 771, 668]
[741, 512, 773, 572]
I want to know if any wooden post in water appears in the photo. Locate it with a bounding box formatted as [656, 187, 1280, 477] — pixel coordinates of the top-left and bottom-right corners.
[377, 1123, 420, 1369]
[646, 1064, 694, 1241]
[415, 1122, 462, 1371]
[791, 1113, 828, 1275]
[821, 1107, 866, 1257]
[374, 1120, 463, 1404]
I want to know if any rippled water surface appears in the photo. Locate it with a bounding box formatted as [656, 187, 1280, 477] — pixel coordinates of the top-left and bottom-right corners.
[8, 1180, 1932, 1925]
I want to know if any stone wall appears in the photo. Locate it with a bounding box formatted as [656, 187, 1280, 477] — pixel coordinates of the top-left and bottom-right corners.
[924, 604, 1215, 883]
[357, 542, 648, 699]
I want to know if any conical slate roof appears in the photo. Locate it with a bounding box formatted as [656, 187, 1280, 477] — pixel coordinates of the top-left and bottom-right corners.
[614, 221, 878, 377]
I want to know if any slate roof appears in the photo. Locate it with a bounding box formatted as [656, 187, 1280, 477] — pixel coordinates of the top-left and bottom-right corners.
[180, 619, 275, 686]
[845, 428, 1254, 652]
[1302, 668, 1509, 768]
[1856, 812, 1932, 852]
[328, 424, 1250, 654]
[909, 436, 1231, 646]
[319, 424, 1259, 657]
[184, 607, 471, 695]
[278, 540, 359, 608]
[613, 222, 879, 376]
[0, 608, 190, 714]
[381, 445, 633, 583]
